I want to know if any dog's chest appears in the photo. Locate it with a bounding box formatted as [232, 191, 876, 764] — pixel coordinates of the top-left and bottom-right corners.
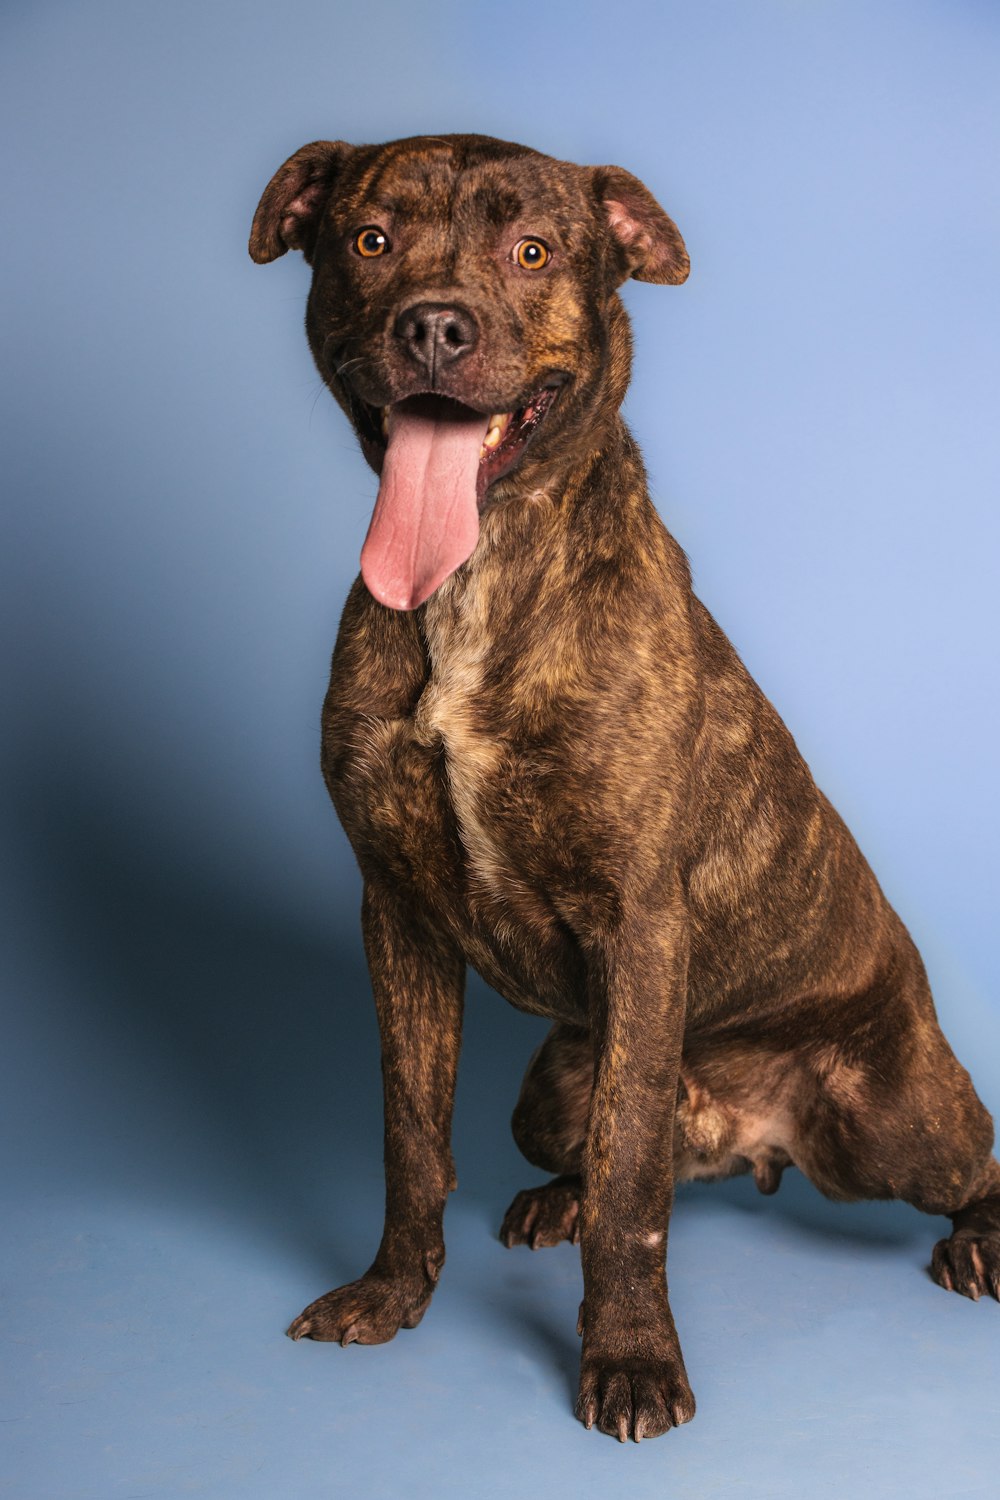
[413, 587, 539, 917]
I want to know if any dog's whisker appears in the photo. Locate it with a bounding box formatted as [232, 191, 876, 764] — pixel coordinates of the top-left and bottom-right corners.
[333, 356, 368, 377]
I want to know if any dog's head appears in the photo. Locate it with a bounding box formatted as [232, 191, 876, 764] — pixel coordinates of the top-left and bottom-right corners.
[251, 134, 688, 609]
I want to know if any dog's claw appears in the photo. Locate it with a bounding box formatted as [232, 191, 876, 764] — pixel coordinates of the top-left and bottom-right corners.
[671, 1395, 696, 1426]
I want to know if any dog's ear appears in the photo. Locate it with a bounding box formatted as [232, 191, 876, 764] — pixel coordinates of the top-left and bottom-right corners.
[592, 166, 689, 286]
[250, 141, 353, 265]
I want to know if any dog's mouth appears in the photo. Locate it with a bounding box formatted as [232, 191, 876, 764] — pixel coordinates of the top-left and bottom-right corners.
[363, 385, 561, 491]
[355, 385, 562, 612]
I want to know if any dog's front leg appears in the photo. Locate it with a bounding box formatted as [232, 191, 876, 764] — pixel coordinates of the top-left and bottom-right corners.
[576, 901, 695, 1441]
[288, 880, 464, 1344]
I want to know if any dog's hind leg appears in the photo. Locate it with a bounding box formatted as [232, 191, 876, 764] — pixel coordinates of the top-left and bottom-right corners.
[501, 1023, 592, 1248]
[792, 939, 999, 1300]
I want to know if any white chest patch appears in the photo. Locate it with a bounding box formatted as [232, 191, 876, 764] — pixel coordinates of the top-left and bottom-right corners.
[416, 583, 532, 917]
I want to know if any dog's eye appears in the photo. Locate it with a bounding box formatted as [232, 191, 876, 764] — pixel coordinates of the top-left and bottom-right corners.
[355, 227, 390, 258]
[514, 238, 550, 270]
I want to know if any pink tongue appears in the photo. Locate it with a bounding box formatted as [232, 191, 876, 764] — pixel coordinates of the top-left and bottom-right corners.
[360, 399, 490, 610]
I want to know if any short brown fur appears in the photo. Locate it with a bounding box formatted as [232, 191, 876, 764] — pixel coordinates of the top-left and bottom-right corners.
[251, 134, 1000, 1442]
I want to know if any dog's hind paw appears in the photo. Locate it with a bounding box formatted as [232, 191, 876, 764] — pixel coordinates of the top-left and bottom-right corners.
[930, 1231, 1000, 1302]
[501, 1174, 581, 1249]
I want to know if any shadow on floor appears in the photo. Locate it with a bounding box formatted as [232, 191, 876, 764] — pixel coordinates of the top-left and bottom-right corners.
[6, 756, 546, 1280]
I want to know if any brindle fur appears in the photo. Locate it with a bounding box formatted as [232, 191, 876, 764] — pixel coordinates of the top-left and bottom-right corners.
[250, 134, 1000, 1442]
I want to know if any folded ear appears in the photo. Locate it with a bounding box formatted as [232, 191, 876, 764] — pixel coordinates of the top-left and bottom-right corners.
[249, 140, 353, 265]
[592, 166, 689, 286]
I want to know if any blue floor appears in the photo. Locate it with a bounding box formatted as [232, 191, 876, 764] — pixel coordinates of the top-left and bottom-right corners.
[4, 953, 998, 1500]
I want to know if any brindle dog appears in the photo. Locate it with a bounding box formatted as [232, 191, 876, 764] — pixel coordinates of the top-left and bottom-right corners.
[250, 133, 1000, 1442]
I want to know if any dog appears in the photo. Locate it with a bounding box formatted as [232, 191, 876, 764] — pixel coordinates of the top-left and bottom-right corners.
[249, 133, 1000, 1442]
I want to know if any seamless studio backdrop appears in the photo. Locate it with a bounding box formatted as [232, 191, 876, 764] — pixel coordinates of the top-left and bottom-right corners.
[2, 3, 998, 1498]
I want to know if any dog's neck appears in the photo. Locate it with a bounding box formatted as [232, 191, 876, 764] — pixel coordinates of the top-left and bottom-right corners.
[419, 412, 663, 653]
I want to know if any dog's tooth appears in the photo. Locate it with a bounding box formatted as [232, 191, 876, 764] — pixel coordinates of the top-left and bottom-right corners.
[483, 418, 504, 450]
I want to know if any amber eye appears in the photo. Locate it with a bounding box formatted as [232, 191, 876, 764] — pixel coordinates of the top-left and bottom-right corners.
[355, 227, 389, 257]
[515, 237, 550, 270]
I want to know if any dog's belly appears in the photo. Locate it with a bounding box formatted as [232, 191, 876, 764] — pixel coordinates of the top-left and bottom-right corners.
[674, 1056, 799, 1193]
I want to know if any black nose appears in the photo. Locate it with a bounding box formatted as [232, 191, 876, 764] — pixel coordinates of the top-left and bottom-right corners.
[393, 302, 479, 375]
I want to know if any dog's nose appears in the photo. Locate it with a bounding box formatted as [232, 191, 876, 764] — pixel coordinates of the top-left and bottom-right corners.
[393, 302, 479, 374]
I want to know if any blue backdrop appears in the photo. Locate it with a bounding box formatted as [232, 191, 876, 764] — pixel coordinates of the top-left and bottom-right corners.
[2, 2, 998, 1496]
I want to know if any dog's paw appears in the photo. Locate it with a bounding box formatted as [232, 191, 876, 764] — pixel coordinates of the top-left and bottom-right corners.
[500, 1175, 581, 1249]
[576, 1353, 696, 1442]
[931, 1231, 1000, 1302]
[287, 1272, 432, 1344]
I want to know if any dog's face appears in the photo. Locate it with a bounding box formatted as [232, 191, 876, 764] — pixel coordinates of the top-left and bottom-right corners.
[251, 134, 688, 608]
